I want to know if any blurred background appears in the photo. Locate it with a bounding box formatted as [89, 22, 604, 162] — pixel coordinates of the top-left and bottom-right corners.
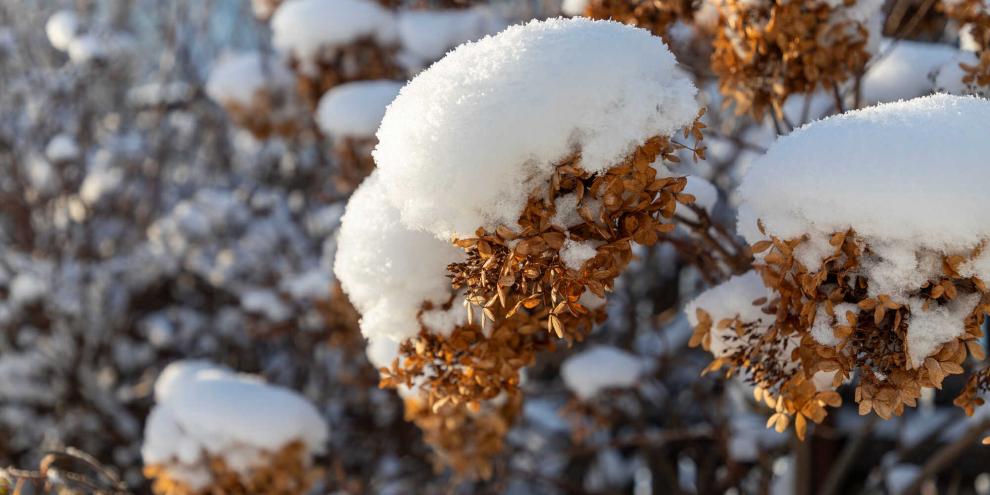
[1, 0, 989, 494]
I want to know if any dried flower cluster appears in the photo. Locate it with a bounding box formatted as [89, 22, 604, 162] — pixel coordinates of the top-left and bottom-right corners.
[710, 0, 877, 119]
[942, 0, 990, 90]
[372, 115, 705, 476]
[290, 40, 402, 108]
[691, 229, 990, 440]
[144, 441, 320, 495]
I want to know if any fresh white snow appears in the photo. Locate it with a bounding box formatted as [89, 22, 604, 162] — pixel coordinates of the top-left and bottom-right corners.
[560, 346, 644, 400]
[373, 17, 699, 239]
[316, 80, 402, 138]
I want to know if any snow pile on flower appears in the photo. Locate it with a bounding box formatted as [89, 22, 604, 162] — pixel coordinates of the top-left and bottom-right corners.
[316, 80, 402, 138]
[142, 361, 327, 494]
[205, 52, 300, 138]
[561, 346, 644, 400]
[860, 39, 959, 104]
[691, 94, 990, 438]
[333, 17, 703, 477]
[333, 171, 463, 343]
[271, 0, 397, 73]
[373, 16, 699, 238]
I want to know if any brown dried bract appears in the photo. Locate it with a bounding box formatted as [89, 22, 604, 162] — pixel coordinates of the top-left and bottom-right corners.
[711, 0, 873, 120]
[583, 0, 696, 38]
[942, 0, 990, 90]
[290, 38, 403, 108]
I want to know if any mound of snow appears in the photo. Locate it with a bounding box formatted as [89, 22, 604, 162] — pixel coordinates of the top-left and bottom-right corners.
[333, 171, 463, 342]
[142, 361, 327, 489]
[737, 94, 990, 253]
[271, 0, 396, 73]
[396, 7, 506, 66]
[373, 17, 699, 239]
[860, 39, 958, 105]
[46, 10, 79, 51]
[206, 51, 294, 105]
[685, 271, 773, 358]
[316, 80, 402, 138]
[560, 346, 644, 400]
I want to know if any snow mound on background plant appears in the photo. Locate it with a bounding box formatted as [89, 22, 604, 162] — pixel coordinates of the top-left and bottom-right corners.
[396, 7, 506, 66]
[271, 0, 396, 72]
[561, 346, 644, 400]
[141, 360, 327, 489]
[206, 51, 294, 106]
[316, 80, 403, 138]
[373, 17, 699, 239]
[333, 171, 463, 342]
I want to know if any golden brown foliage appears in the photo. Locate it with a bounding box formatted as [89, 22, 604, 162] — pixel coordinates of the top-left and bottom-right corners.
[711, 0, 873, 120]
[144, 441, 320, 495]
[290, 38, 403, 108]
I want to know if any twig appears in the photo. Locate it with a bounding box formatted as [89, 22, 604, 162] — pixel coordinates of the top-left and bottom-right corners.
[899, 417, 990, 495]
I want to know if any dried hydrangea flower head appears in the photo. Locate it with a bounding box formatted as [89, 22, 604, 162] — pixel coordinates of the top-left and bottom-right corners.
[271, 0, 402, 106]
[316, 80, 403, 191]
[205, 52, 304, 139]
[710, 0, 883, 120]
[689, 95, 990, 439]
[337, 18, 705, 475]
[374, 16, 703, 338]
[941, 0, 990, 91]
[141, 361, 328, 495]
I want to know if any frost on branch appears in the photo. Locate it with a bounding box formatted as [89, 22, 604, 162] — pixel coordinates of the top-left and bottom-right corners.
[141, 361, 327, 495]
[316, 80, 402, 191]
[689, 94, 990, 440]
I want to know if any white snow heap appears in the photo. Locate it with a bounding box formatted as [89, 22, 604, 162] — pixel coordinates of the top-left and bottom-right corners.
[333, 171, 464, 342]
[271, 0, 397, 73]
[46, 10, 79, 51]
[373, 17, 699, 239]
[736, 94, 990, 365]
[206, 51, 294, 106]
[860, 39, 958, 105]
[560, 346, 644, 400]
[396, 7, 506, 66]
[685, 271, 773, 358]
[316, 80, 403, 138]
[45, 133, 80, 162]
[737, 94, 990, 254]
[141, 361, 327, 490]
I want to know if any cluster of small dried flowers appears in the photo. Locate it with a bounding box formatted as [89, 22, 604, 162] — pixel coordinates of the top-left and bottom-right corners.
[581, 0, 697, 38]
[710, 0, 878, 120]
[690, 227, 990, 440]
[144, 441, 320, 495]
[374, 116, 706, 478]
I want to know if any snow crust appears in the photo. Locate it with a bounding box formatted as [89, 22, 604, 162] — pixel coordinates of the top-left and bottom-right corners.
[373, 17, 699, 239]
[316, 80, 402, 138]
[560, 346, 644, 400]
[142, 361, 327, 489]
[333, 171, 463, 342]
[45, 133, 79, 162]
[206, 52, 293, 105]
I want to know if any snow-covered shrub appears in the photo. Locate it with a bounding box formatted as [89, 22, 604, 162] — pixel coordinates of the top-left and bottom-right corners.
[688, 94, 990, 438]
[271, 0, 403, 105]
[141, 361, 327, 494]
[205, 52, 303, 139]
[316, 80, 402, 190]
